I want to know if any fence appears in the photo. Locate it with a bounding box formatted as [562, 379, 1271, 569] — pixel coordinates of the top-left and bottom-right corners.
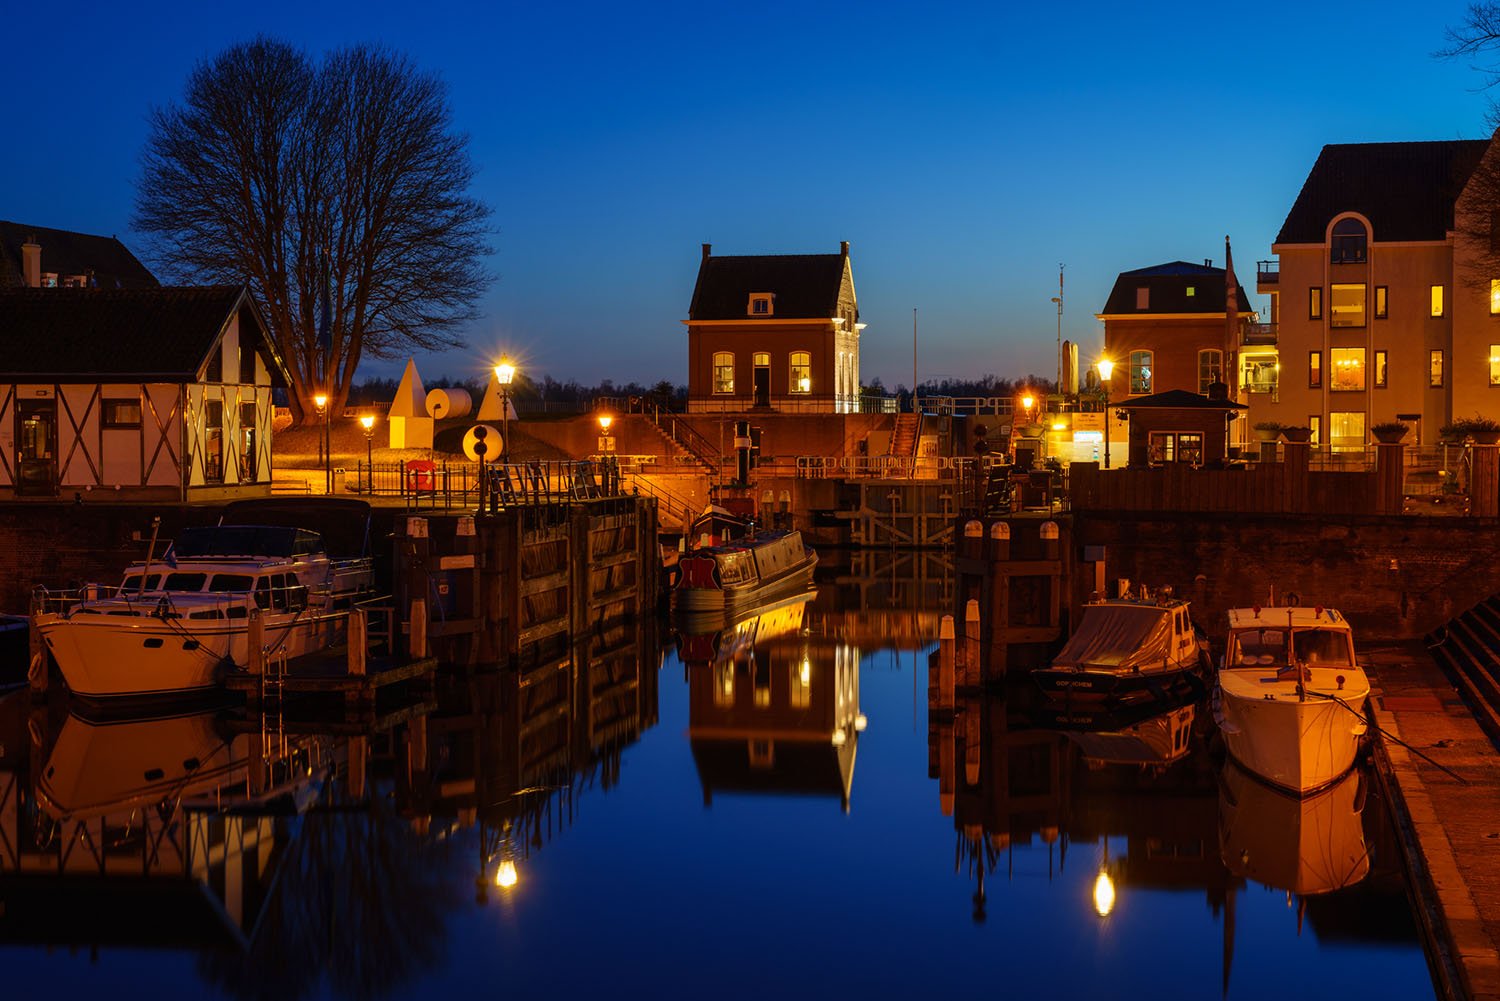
[348, 458, 628, 509]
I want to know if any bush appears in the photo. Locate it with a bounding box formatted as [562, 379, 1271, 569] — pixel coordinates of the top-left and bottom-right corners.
[1252, 420, 1283, 431]
[1451, 415, 1500, 433]
[1371, 420, 1408, 434]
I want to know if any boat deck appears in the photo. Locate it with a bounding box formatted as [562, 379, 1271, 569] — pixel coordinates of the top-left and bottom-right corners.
[1366, 641, 1500, 1001]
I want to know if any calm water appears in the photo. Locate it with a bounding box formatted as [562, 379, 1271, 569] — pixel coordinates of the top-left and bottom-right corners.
[1, 563, 1435, 1000]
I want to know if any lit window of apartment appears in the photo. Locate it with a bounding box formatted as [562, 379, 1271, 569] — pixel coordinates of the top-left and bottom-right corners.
[1330, 411, 1366, 450]
[1330, 218, 1368, 263]
[1308, 416, 1321, 444]
[1309, 351, 1322, 389]
[789, 351, 811, 393]
[1198, 349, 1223, 395]
[1491, 279, 1500, 315]
[1129, 350, 1153, 394]
[1430, 350, 1444, 388]
[1374, 350, 1387, 388]
[1135, 287, 1149, 310]
[1185, 286, 1196, 298]
[1330, 348, 1365, 391]
[713, 351, 735, 394]
[1491, 344, 1500, 387]
[1240, 353, 1279, 395]
[1431, 285, 1445, 318]
[1375, 286, 1388, 319]
[1330, 284, 1365, 328]
[1309, 287, 1322, 319]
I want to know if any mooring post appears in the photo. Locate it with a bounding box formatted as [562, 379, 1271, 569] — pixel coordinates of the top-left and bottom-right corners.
[964, 598, 981, 688]
[247, 610, 264, 676]
[348, 735, 368, 800]
[939, 614, 956, 708]
[347, 607, 367, 677]
[409, 597, 428, 660]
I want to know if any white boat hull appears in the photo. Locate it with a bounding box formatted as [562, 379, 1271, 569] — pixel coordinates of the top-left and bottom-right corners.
[1216, 672, 1368, 795]
[35, 610, 348, 700]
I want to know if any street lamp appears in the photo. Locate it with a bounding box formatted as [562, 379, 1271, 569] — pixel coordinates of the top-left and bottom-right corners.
[597, 413, 614, 453]
[1096, 358, 1114, 469]
[495, 358, 516, 465]
[360, 414, 376, 493]
[314, 393, 330, 493]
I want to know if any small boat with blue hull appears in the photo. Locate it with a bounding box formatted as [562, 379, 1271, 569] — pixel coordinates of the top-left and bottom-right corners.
[672, 529, 816, 614]
[1033, 590, 1207, 703]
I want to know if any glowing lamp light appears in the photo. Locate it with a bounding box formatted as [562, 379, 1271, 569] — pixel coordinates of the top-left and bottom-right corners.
[1052, 422, 1066, 431]
[1096, 358, 1114, 381]
[799, 659, 811, 686]
[495, 359, 516, 386]
[313, 393, 328, 411]
[1021, 394, 1035, 411]
[799, 377, 811, 392]
[1093, 870, 1117, 917]
[495, 860, 518, 889]
[598, 414, 614, 432]
[360, 414, 375, 432]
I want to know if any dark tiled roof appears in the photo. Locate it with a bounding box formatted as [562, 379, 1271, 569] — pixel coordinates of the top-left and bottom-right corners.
[1117, 389, 1247, 411]
[1101, 261, 1250, 315]
[0, 286, 253, 380]
[1275, 140, 1489, 245]
[689, 253, 848, 320]
[0, 221, 158, 289]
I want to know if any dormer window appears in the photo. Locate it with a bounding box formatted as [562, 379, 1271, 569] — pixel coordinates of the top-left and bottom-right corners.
[1331, 218, 1368, 264]
[1135, 287, 1149, 310]
[748, 294, 773, 316]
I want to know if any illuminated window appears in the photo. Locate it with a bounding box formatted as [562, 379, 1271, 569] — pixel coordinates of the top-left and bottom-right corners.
[1330, 348, 1365, 391]
[1309, 351, 1322, 389]
[1129, 350, 1152, 394]
[1330, 218, 1368, 263]
[713, 351, 734, 394]
[1430, 350, 1444, 388]
[1431, 285, 1445, 317]
[1330, 284, 1365, 328]
[1375, 286, 1388, 319]
[1135, 287, 1149, 309]
[1330, 411, 1366, 449]
[789, 351, 811, 393]
[1198, 349, 1223, 395]
[1309, 416, 1321, 444]
[102, 398, 142, 429]
[753, 351, 770, 367]
[1240, 353, 1279, 395]
[1491, 279, 1500, 316]
[1491, 344, 1500, 387]
[1374, 350, 1387, 388]
[748, 294, 772, 316]
[1185, 286, 1196, 297]
[1309, 287, 1322, 320]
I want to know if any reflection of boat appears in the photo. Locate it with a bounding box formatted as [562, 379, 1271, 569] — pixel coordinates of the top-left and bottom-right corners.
[673, 529, 817, 613]
[34, 509, 375, 701]
[1047, 701, 1197, 767]
[1032, 593, 1206, 703]
[1219, 760, 1370, 895]
[675, 590, 814, 665]
[1215, 604, 1370, 795]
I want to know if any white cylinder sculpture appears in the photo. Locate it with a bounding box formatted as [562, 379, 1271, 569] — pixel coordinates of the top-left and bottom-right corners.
[425, 387, 473, 420]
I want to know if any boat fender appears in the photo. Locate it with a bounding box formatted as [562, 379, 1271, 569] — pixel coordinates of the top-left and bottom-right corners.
[26, 651, 43, 684]
[154, 596, 171, 619]
[26, 716, 43, 748]
[210, 655, 238, 686]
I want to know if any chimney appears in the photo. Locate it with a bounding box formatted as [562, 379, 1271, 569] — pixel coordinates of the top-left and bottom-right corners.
[22, 234, 41, 288]
[1204, 259, 1212, 268]
[841, 241, 850, 258]
[702, 243, 712, 261]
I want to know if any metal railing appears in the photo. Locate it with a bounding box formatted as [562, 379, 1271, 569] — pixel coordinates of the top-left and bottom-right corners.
[917, 395, 1016, 416]
[348, 458, 630, 509]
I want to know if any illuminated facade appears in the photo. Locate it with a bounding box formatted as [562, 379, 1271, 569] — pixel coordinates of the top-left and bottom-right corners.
[1259, 139, 1500, 446]
[684, 242, 863, 413]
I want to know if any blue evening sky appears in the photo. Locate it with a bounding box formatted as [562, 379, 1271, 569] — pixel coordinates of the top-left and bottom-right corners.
[4, 0, 1490, 388]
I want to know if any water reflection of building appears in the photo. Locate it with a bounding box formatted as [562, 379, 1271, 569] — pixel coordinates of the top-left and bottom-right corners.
[682, 596, 865, 810]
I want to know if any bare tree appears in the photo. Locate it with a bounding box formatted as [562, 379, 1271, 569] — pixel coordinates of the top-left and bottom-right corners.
[135, 38, 492, 424]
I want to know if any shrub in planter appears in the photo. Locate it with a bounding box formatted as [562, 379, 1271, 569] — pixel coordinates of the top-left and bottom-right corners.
[1252, 420, 1283, 442]
[1446, 415, 1500, 444]
[1371, 420, 1409, 444]
[1280, 425, 1313, 443]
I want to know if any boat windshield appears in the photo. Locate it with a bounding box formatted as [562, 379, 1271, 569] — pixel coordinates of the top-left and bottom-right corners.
[1231, 627, 1351, 667]
[209, 574, 255, 592]
[119, 574, 161, 593]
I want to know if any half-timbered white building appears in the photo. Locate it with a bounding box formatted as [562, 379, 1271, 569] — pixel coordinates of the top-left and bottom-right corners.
[0, 286, 287, 501]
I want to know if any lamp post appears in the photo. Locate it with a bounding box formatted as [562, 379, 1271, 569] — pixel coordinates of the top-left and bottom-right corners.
[314, 393, 330, 494]
[495, 358, 516, 465]
[597, 413, 614, 453]
[1096, 358, 1114, 469]
[360, 414, 376, 493]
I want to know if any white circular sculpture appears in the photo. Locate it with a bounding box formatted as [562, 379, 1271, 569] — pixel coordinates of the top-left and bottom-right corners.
[463, 424, 503, 463]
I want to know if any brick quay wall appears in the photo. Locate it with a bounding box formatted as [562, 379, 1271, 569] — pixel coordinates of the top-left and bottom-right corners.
[1073, 511, 1500, 640]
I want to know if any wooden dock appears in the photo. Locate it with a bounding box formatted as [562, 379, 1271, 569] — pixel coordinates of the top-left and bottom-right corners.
[1367, 642, 1500, 1001]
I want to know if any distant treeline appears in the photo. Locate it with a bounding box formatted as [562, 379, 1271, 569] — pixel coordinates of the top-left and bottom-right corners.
[346, 375, 688, 411]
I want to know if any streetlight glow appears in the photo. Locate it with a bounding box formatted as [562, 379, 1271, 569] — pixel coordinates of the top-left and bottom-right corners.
[496, 860, 518, 889]
[1097, 357, 1114, 382]
[360, 414, 375, 432]
[495, 359, 515, 386]
[1093, 870, 1116, 917]
[598, 414, 613, 432]
[313, 393, 328, 411]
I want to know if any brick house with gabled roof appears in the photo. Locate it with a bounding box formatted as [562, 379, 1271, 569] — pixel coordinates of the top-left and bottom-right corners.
[685, 242, 863, 413]
[0, 221, 159, 290]
[0, 285, 287, 501]
[1258, 138, 1500, 447]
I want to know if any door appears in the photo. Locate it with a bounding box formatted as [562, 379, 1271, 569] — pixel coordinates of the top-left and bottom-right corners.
[753, 351, 771, 408]
[17, 399, 57, 496]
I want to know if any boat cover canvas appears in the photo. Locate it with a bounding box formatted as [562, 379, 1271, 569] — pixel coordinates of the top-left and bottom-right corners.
[1053, 604, 1174, 672]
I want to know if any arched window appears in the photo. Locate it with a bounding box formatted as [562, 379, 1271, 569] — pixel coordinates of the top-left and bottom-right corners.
[1331, 218, 1367, 264]
[1198, 349, 1223, 395]
[713, 352, 734, 394]
[1129, 350, 1153, 395]
[790, 351, 811, 393]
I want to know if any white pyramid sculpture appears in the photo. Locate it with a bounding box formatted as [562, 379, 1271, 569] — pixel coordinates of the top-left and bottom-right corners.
[476, 370, 519, 421]
[388, 358, 434, 449]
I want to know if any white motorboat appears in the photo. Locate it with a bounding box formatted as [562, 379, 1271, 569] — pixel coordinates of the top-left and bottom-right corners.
[34, 518, 373, 702]
[1214, 604, 1370, 795]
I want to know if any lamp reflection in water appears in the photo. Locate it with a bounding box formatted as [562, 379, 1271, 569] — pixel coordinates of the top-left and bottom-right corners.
[477, 817, 521, 904]
[1093, 834, 1119, 918]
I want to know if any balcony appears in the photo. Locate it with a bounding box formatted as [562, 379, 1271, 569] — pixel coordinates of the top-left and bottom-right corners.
[1242, 322, 1277, 346]
[1256, 260, 1278, 292]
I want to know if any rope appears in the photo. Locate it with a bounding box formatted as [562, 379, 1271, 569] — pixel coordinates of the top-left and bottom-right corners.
[1301, 687, 1468, 786]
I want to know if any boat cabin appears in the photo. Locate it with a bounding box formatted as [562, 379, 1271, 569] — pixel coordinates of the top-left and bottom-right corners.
[1224, 606, 1354, 670]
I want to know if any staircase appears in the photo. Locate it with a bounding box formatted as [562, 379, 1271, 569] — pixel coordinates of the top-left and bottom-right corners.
[890, 413, 920, 458]
[1425, 597, 1500, 745]
[634, 415, 707, 471]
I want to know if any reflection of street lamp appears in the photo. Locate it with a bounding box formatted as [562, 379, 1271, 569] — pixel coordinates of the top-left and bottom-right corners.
[314, 393, 330, 493]
[1096, 358, 1114, 469]
[360, 414, 376, 492]
[495, 359, 515, 464]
